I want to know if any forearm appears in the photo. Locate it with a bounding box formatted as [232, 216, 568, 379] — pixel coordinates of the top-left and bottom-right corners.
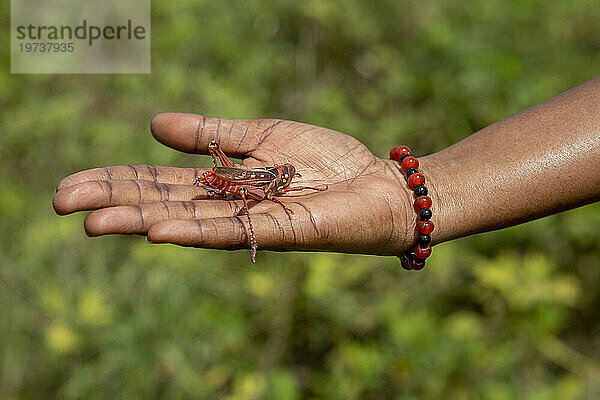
[422, 76, 600, 245]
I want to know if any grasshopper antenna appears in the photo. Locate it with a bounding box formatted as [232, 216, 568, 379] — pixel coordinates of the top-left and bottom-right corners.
[268, 143, 335, 186]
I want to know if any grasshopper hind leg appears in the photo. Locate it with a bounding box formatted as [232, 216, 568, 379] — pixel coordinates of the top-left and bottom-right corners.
[238, 188, 258, 263]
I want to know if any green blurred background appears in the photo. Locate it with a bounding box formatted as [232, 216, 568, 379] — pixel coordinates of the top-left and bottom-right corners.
[2, 0, 600, 399]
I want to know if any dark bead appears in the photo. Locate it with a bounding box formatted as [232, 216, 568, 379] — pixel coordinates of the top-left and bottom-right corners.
[414, 185, 428, 196]
[418, 234, 431, 245]
[399, 254, 412, 270]
[406, 168, 418, 177]
[400, 153, 411, 162]
[419, 208, 432, 220]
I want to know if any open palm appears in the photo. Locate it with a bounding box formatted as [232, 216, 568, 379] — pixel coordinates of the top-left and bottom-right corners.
[53, 113, 416, 257]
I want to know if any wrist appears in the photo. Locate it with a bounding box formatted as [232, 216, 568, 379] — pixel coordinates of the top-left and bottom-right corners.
[416, 155, 456, 246]
[380, 159, 418, 252]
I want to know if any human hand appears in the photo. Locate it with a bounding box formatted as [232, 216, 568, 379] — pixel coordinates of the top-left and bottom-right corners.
[53, 113, 428, 257]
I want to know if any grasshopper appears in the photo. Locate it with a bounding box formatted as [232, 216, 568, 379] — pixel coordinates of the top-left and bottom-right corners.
[195, 140, 327, 262]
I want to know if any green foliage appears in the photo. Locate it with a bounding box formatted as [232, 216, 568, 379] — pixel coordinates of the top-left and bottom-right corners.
[1, 0, 600, 398]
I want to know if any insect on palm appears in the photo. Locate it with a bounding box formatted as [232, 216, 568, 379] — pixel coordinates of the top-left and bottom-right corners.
[197, 140, 327, 262]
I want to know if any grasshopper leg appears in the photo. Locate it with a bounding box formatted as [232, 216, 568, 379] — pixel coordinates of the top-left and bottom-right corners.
[208, 140, 236, 167]
[281, 184, 328, 193]
[239, 188, 257, 263]
[268, 196, 294, 217]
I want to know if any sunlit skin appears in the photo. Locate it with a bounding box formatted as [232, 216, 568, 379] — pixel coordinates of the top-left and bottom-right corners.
[53, 76, 600, 258]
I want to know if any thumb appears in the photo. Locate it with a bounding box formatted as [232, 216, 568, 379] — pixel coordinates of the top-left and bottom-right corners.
[150, 112, 285, 157]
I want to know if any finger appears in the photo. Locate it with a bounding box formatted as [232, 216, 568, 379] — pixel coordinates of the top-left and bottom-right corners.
[53, 179, 212, 215]
[147, 213, 314, 251]
[150, 112, 288, 156]
[83, 200, 240, 236]
[57, 165, 205, 191]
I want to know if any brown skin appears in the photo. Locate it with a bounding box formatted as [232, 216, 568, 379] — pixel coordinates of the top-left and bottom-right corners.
[53, 76, 600, 257]
[424, 75, 600, 244]
[53, 115, 417, 255]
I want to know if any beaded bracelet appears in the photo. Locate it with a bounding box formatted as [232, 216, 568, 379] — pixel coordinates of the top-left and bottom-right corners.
[390, 146, 433, 270]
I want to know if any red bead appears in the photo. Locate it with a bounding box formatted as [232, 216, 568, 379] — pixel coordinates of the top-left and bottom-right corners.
[411, 257, 426, 270]
[401, 156, 419, 172]
[414, 244, 432, 259]
[416, 220, 434, 235]
[390, 146, 411, 161]
[413, 195, 432, 212]
[407, 173, 425, 188]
